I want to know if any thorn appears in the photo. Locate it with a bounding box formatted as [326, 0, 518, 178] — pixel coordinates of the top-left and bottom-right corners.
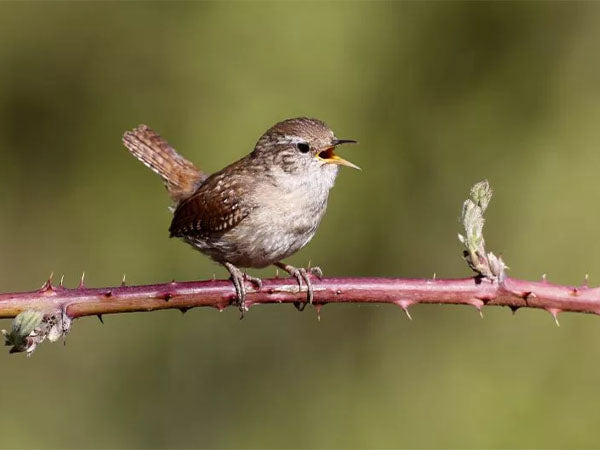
[78, 271, 86, 289]
[467, 298, 485, 317]
[121, 273, 127, 286]
[104, 290, 113, 298]
[394, 300, 414, 320]
[179, 307, 189, 314]
[171, 279, 176, 285]
[509, 305, 520, 315]
[583, 273, 589, 287]
[212, 273, 216, 281]
[275, 268, 279, 279]
[432, 272, 436, 280]
[571, 287, 579, 296]
[60, 274, 65, 287]
[542, 273, 547, 282]
[471, 300, 484, 318]
[315, 303, 322, 322]
[40, 271, 55, 292]
[547, 308, 561, 327]
[307, 260, 312, 270]
[97, 314, 104, 324]
[163, 293, 172, 302]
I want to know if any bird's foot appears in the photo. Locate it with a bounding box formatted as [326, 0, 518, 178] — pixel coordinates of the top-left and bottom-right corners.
[307, 265, 323, 279]
[244, 272, 263, 290]
[224, 262, 262, 318]
[274, 262, 322, 310]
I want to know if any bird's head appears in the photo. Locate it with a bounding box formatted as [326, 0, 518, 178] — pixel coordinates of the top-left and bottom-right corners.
[252, 117, 359, 179]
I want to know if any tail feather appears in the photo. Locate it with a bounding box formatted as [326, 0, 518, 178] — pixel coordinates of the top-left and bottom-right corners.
[123, 125, 205, 203]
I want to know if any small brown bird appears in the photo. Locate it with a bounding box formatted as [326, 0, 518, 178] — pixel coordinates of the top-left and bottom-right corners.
[122, 118, 358, 313]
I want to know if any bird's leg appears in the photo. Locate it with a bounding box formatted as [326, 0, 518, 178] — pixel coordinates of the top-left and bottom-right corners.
[224, 262, 246, 315]
[223, 262, 261, 317]
[274, 262, 322, 310]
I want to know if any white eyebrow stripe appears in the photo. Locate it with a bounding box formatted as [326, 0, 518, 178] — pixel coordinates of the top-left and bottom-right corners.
[275, 135, 307, 145]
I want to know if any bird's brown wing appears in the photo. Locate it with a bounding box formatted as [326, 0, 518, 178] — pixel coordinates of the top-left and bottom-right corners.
[169, 171, 255, 237]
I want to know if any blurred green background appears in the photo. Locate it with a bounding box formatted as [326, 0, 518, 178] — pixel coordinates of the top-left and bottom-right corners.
[1, 2, 600, 448]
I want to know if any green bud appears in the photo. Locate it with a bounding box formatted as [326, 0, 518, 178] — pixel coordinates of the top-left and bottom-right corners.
[459, 180, 507, 282]
[2, 310, 44, 354]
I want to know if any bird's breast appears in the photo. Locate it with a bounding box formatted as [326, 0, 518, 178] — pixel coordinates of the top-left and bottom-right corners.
[212, 177, 330, 267]
[184, 168, 336, 268]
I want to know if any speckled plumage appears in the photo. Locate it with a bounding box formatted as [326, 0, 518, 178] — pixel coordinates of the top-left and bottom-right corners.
[123, 117, 357, 312]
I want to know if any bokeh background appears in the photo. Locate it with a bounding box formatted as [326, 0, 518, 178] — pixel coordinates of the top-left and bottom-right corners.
[1, 2, 600, 448]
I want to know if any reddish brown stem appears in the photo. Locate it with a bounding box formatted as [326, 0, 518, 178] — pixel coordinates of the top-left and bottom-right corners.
[0, 276, 598, 321]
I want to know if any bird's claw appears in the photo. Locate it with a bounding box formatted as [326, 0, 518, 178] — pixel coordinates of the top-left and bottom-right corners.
[275, 262, 322, 311]
[229, 270, 247, 317]
[308, 266, 323, 279]
[224, 263, 262, 318]
[244, 272, 263, 290]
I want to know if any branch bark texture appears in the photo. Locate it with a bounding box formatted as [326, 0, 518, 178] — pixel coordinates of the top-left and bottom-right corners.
[2, 179, 591, 355]
[0, 275, 596, 321]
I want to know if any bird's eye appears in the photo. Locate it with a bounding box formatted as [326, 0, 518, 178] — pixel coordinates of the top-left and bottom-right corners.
[296, 142, 310, 153]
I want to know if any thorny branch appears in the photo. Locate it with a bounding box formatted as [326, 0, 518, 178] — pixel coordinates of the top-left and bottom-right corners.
[1, 180, 596, 355]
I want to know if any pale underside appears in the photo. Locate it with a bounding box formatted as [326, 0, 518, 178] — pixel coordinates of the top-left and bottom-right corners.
[173, 158, 338, 268]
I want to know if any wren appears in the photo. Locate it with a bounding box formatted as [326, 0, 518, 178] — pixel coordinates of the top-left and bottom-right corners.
[122, 118, 358, 313]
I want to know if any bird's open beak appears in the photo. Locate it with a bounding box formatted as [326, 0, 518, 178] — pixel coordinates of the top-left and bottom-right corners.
[316, 139, 360, 170]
